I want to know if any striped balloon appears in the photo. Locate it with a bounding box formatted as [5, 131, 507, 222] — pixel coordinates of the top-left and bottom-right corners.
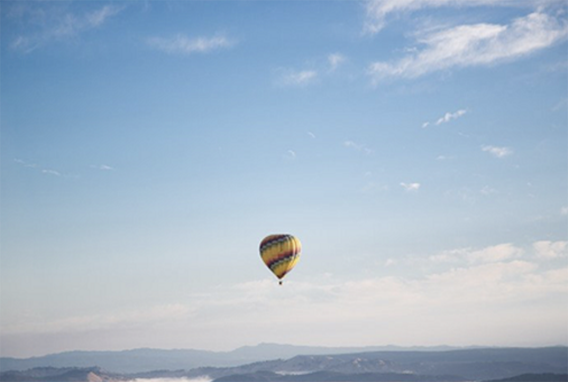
[259, 234, 302, 284]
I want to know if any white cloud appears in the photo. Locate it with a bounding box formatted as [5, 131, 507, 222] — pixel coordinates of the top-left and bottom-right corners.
[328, 53, 346, 71]
[480, 185, 497, 195]
[363, 0, 565, 34]
[344, 140, 374, 155]
[428, 244, 524, 264]
[436, 109, 467, 125]
[423, 109, 467, 128]
[429, 248, 471, 263]
[277, 69, 318, 87]
[533, 241, 568, 259]
[14, 158, 37, 168]
[148, 34, 234, 55]
[10, 4, 123, 53]
[400, 182, 421, 191]
[4, 304, 194, 335]
[482, 145, 513, 158]
[285, 150, 297, 160]
[364, 0, 500, 34]
[4, 241, 567, 351]
[86, 5, 122, 27]
[91, 164, 114, 171]
[561, 206, 568, 215]
[468, 243, 524, 263]
[307, 131, 316, 139]
[42, 169, 61, 176]
[551, 96, 568, 111]
[11, 36, 37, 53]
[368, 11, 568, 82]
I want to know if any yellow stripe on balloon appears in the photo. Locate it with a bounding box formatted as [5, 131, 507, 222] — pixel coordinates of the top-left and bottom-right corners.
[259, 234, 301, 282]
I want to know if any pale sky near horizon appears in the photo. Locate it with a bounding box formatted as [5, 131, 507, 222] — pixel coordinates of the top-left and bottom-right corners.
[1, 0, 567, 358]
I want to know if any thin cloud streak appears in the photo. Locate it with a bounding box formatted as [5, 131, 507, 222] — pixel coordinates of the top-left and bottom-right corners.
[91, 164, 114, 171]
[41, 169, 61, 176]
[344, 140, 374, 155]
[365, 0, 505, 34]
[436, 109, 467, 125]
[147, 34, 234, 55]
[400, 182, 421, 191]
[276, 69, 318, 87]
[368, 11, 568, 82]
[328, 53, 346, 71]
[10, 4, 123, 53]
[533, 241, 568, 259]
[423, 109, 467, 128]
[363, 0, 565, 34]
[482, 145, 513, 158]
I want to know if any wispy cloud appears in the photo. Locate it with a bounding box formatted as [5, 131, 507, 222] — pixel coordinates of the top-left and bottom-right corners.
[552, 97, 568, 111]
[328, 53, 346, 71]
[364, 0, 496, 34]
[468, 243, 524, 263]
[482, 145, 513, 158]
[90, 164, 114, 171]
[10, 4, 123, 53]
[147, 34, 234, 55]
[4, 241, 566, 349]
[4, 303, 193, 335]
[363, 0, 565, 34]
[480, 185, 497, 196]
[86, 5, 121, 27]
[41, 169, 62, 177]
[276, 69, 318, 87]
[423, 109, 467, 128]
[15, 159, 115, 177]
[284, 150, 297, 160]
[14, 159, 37, 168]
[533, 241, 568, 259]
[344, 140, 374, 155]
[368, 11, 568, 82]
[275, 52, 345, 87]
[400, 182, 421, 191]
[436, 109, 467, 125]
[15, 159, 62, 176]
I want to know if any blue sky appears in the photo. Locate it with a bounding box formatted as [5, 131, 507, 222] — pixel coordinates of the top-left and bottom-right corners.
[1, 0, 567, 358]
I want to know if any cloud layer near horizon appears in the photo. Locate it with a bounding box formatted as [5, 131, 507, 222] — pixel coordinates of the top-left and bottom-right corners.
[3, 241, 566, 352]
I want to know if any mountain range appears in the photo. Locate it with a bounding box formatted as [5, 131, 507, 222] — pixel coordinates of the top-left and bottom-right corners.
[1, 345, 566, 382]
[0, 343, 463, 374]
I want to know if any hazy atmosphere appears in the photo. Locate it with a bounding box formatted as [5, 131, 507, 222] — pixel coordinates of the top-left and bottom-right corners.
[1, 0, 567, 359]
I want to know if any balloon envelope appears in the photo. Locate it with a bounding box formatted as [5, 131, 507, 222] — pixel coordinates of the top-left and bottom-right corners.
[259, 234, 301, 281]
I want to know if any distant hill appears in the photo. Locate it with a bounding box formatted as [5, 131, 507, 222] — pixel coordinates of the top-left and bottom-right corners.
[0, 366, 123, 382]
[212, 370, 464, 382]
[2, 368, 568, 382]
[485, 374, 568, 382]
[0, 343, 464, 374]
[1, 346, 566, 382]
[0, 368, 467, 382]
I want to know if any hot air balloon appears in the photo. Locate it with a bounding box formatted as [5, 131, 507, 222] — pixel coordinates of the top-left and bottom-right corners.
[259, 234, 301, 285]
